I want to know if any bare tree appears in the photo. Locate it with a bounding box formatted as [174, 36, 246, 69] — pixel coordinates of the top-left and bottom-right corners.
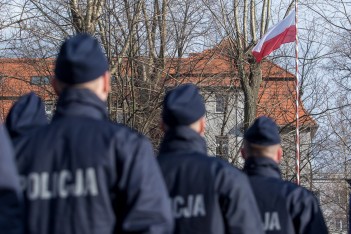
[202, 0, 295, 129]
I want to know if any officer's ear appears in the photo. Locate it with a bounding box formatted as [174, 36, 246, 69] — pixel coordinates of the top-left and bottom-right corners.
[241, 140, 249, 160]
[241, 148, 247, 160]
[276, 146, 283, 163]
[102, 71, 111, 94]
[160, 121, 167, 132]
[199, 117, 206, 136]
[52, 78, 61, 95]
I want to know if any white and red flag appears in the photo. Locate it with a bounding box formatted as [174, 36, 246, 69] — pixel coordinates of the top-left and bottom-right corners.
[252, 10, 296, 62]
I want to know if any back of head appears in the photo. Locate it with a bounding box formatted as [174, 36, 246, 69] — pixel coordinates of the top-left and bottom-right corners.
[162, 84, 206, 128]
[243, 116, 281, 160]
[6, 92, 48, 138]
[55, 33, 108, 86]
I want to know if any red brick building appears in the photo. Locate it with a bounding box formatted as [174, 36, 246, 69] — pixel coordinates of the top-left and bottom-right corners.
[0, 59, 55, 121]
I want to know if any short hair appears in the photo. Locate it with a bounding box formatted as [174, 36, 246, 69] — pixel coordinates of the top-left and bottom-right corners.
[243, 140, 280, 158]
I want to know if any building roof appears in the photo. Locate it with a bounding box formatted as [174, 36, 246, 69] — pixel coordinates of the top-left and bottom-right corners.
[165, 39, 316, 128]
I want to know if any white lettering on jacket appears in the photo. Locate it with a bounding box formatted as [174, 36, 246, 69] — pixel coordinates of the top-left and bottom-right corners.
[264, 212, 281, 231]
[21, 167, 99, 200]
[172, 194, 206, 218]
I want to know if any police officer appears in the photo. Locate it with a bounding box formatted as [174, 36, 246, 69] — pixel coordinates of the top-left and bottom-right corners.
[157, 84, 264, 234]
[241, 116, 328, 234]
[0, 124, 23, 234]
[10, 34, 173, 234]
[6, 92, 48, 139]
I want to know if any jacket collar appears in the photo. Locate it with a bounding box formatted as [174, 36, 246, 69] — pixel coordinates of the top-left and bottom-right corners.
[159, 126, 207, 155]
[53, 88, 108, 121]
[243, 156, 281, 179]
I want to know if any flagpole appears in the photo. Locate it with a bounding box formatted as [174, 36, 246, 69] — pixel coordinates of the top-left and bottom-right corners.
[294, 0, 300, 185]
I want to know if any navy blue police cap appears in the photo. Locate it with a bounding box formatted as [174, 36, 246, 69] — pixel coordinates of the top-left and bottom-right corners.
[55, 33, 108, 84]
[162, 84, 206, 126]
[244, 116, 281, 146]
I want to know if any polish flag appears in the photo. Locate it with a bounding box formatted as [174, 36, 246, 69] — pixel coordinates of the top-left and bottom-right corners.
[252, 10, 296, 62]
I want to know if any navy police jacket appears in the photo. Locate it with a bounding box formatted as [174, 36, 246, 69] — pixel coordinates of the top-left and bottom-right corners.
[0, 124, 23, 234]
[157, 126, 264, 234]
[8, 89, 173, 234]
[243, 157, 328, 234]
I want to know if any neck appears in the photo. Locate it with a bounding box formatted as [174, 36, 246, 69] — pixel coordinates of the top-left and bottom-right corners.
[159, 126, 207, 155]
[243, 156, 281, 179]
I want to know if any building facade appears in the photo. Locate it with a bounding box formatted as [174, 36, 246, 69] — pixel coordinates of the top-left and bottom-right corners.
[313, 174, 349, 233]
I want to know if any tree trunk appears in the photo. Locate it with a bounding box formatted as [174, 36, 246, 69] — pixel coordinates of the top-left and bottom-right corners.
[238, 55, 262, 130]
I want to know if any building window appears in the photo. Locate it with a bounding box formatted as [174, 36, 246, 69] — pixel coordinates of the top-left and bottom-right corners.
[44, 101, 54, 120]
[335, 218, 346, 231]
[109, 99, 124, 123]
[215, 94, 225, 113]
[335, 190, 345, 204]
[116, 108, 124, 123]
[216, 136, 229, 157]
[230, 123, 244, 137]
[31, 76, 50, 85]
